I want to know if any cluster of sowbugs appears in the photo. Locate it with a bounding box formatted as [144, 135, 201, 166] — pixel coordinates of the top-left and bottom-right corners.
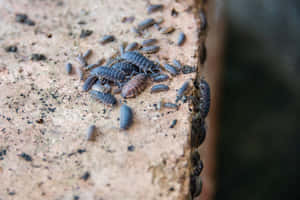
[65, 2, 210, 198]
[189, 2, 210, 199]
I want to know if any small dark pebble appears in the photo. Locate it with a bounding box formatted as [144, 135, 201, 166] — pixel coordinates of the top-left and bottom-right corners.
[5, 45, 18, 53]
[171, 8, 179, 17]
[127, 145, 135, 152]
[169, 119, 177, 128]
[73, 195, 80, 200]
[16, 13, 28, 23]
[19, 152, 32, 162]
[78, 20, 87, 25]
[182, 65, 196, 74]
[77, 149, 86, 154]
[80, 29, 93, 38]
[25, 19, 35, 26]
[169, 187, 175, 192]
[31, 54, 47, 61]
[8, 191, 16, 196]
[80, 171, 90, 181]
[36, 119, 44, 124]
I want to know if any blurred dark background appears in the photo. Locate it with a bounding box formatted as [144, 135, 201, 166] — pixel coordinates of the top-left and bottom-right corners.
[216, 0, 300, 200]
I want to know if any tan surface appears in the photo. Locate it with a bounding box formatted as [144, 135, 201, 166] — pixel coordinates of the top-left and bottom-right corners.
[0, 0, 199, 199]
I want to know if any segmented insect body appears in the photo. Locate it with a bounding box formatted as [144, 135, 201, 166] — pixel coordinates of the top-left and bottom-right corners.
[163, 64, 178, 76]
[140, 45, 160, 54]
[190, 175, 202, 198]
[152, 73, 169, 82]
[86, 125, 96, 141]
[121, 74, 147, 98]
[172, 59, 182, 70]
[169, 119, 177, 128]
[160, 26, 175, 34]
[120, 104, 133, 130]
[121, 51, 158, 73]
[65, 62, 72, 74]
[125, 42, 139, 51]
[163, 102, 178, 110]
[76, 66, 84, 81]
[147, 4, 164, 14]
[150, 84, 169, 93]
[199, 79, 210, 119]
[137, 18, 155, 30]
[90, 90, 117, 105]
[91, 83, 111, 93]
[142, 38, 157, 46]
[191, 115, 206, 147]
[91, 66, 125, 82]
[176, 81, 190, 102]
[111, 61, 138, 75]
[83, 49, 92, 59]
[199, 9, 207, 31]
[82, 75, 98, 92]
[192, 160, 203, 176]
[177, 32, 186, 46]
[199, 41, 207, 64]
[99, 35, 115, 44]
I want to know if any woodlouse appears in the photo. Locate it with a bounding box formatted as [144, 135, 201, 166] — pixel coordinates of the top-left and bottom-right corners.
[82, 75, 98, 92]
[199, 9, 207, 31]
[111, 61, 138, 75]
[140, 45, 160, 54]
[137, 18, 155, 30]
[163, 64, 178, 76]
[172, 59, 182, 70]
[191, 115, 206, 147]
[142, 38, 157, 46]
[147, 4, 164, 14]
[199, 41, 207, 64]
[120, 104, 133, 130]
[99, 35, 115, 44]
[121, 51, 159, 73]
[160, 26, 175, 34]
[121, 73, 147, 98]
[150, 84, 169, 93]
[91, 66, 125, 82]
[199, 79, 210, 119]
[176, 81, 190, 101]
[65, 62, 72, 74]
[177, 32, 186, 46]
[83, 49, 92, 59]
[163, 102, 178, 110]
[125, 42, 139, 51]
[86, 125, 96, 141]
[91, 83, 111, 93]
[90, 90, 117, 105]
[190, 175, 202, 198]
[151, 73, 169, 82]
[76, 66, 84, 81]
[169, 119, 177, 128]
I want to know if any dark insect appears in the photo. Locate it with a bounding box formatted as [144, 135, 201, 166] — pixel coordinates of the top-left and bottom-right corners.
[82, 75, 98, 92]
[199, 79, 210, 119]
[65, 62, 72, 74]
[90, 90, 117, 105]
[137, 18, 155, 30]
[151, 73, 169, 82]
[121, 74, 147, 98]
[80, 29, 93, 38]
[76, 67, 84, 81]
[5, 45, 18, 53]
[18, 152, 32, 162]
[160, 26, 175, 34]
[199, 9, 207, 31]
[120, 104, 133, 130]
[172, 59, 182, 70]
[111, 61, 138, 75]
[182, 65, 196, 74]
[150, 84, 169, 93]
[140, 45, 160, 54]
[31, 54, 46, 61]
[199, 41, 207, 64]
[80, 171, 90, 181]
[142, 38, 157, 46]
[125, 42, 139, 51]
[83, 49, 92, 59]
[127, 145, 135, 151]
[177, 32, 186, 46]
[99, 35, 115, 44]
[171, 8, 179, 17]
[163, 102, 178, 110]
[190, 174, 202, 198]
[192, 159, 203, 176]
[131, 27, 142, 36]
[176, 81, 190, 101]
[121, 51, 159, 73]
[163, 64, 178, 76]
[85, 59, 105, 71]
[86, 125, 96, 141]
[90, 66, 125, 82]
[191, 115, 206, 147]
[169, 119, 177, 128]
[16, 13, 35, 26]
[147, 4, 164, 14]
[191, 150, 203, 176]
